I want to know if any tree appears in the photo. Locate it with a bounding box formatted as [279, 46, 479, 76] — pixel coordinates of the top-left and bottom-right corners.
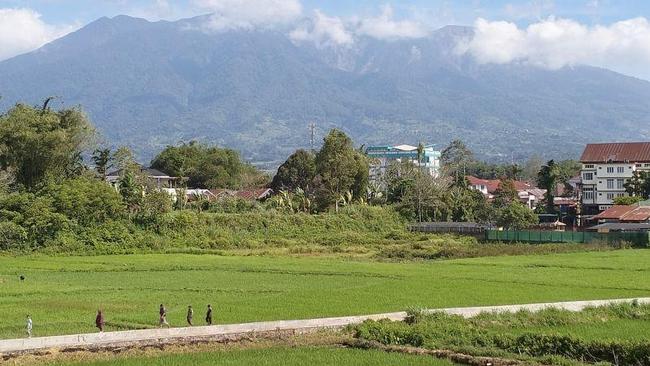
[271, 149, 316, 191]
[440, 139, 474, 178]
[492, 179, 519, 208]
[625, 171, 650, 199]
[314, 129, 360, 212]
[0, 103, 94, 189]
[138, 190, 173, 225]
[613, 196, 644, 205]
[151, 141, 259, 189]
[537, 160, 558, 214]
[44, 175, 125, 226]
[118, 171, 143, 214]
[496, 202, 538, 230]
[351, 151, 370, 201]
[522, 154, 544, 181]
[112, 146, 138, 173]
[92, 148, 112, 179]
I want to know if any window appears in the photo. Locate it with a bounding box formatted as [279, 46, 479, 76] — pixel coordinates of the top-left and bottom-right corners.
[607, 193, 615, 200]
[617, 167, 625, 173]
[584, 164, 594, 169]
[645, 163, 650, 167]
[583, 188, 594, 200]
[617, 179, 625, 189]
[583, 172, 593, 180]
[606, 167, 614, 173]
[636, 164, 643, 168]
[607, 179, 614, 189]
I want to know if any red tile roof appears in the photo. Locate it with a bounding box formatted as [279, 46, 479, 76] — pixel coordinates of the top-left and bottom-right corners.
[466, 176, 534, 194]
[580, 142, 650, 163]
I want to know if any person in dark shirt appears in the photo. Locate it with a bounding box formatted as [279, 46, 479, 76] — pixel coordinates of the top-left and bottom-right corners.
[159, 304, 169, 327]
[186, 305, 193, 326]
[95, 310, 105, 332]
[205, 304, 213, 325]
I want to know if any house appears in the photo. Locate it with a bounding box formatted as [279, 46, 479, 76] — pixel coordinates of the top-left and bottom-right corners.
[366, 144, 441, 183]
[106, 165, 181, 189]
[466, 176, 545, 209]
[579, 142, 650, 214]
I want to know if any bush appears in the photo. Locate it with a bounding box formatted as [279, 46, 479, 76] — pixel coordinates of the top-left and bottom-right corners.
[0, 221, 28, 250]
[44, 176, 126, 226]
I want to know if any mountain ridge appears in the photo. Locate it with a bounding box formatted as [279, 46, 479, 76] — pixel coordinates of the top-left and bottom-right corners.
[1, 15, 649, 167]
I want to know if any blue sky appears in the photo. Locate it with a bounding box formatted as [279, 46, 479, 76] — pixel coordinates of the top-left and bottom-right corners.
[1, 0, 649, 26]
[1, 1, 650, 80]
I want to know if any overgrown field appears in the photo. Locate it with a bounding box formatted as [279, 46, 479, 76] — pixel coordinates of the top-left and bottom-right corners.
[1, 250, 650, 339]
[355, 302, 650, 365]
[9, 204, 614, 258]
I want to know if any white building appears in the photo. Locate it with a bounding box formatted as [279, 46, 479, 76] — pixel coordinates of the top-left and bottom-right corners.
[366, 144, 441, 183]
[580, 142, 650, 214]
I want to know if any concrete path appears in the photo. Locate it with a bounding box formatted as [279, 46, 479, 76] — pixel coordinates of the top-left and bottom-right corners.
[2, 297, 649, 355]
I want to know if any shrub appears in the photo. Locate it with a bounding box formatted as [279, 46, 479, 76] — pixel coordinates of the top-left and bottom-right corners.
[44, 176, 126, 226]
[0, 221, 28, 250]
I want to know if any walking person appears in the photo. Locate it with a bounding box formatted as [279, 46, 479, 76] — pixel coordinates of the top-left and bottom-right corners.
[159, 304, 170, 327]
[186, 305, 193, 326]
[95, 310, 105, 333]
[26, 315, 32, 338]
[205, 304, 213, 325]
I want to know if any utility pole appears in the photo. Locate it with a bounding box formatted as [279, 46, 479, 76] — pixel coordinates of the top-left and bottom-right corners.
[309, 122, 316, 151]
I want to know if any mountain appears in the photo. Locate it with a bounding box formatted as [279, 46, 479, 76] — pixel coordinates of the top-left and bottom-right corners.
[1, 15, 649, 167]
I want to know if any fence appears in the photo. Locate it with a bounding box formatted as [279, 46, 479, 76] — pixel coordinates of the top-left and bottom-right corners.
[485, 230, 650, 247]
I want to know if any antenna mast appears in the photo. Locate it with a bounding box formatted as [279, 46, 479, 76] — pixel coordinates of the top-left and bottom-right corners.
[309, 122, 316, 151]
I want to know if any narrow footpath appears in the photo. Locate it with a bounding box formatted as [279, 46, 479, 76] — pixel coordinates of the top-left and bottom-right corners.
[2, 297, 649, 355]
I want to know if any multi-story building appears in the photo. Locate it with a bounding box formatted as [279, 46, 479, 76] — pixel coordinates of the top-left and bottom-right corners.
[366, 144, 441, 183]
[580, 142, 650, 214]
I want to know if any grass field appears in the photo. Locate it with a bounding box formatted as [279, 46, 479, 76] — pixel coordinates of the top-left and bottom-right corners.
[355, 302, 650, 365]
[52, 347, 455, 366]
[1, 249, 650, 339]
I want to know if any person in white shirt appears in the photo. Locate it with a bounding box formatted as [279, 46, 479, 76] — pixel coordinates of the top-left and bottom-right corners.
[26, 315, 32, 338]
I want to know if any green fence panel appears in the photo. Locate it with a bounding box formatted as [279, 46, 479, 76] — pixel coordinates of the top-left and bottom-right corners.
[485, 230, 650, 246]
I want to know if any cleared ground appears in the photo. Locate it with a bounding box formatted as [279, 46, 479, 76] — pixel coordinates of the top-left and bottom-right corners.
[1, 249, 649, 339]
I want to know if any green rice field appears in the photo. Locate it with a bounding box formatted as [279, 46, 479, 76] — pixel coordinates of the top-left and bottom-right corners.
[1, 249, 650, 339]
[56, 346, 454, 366]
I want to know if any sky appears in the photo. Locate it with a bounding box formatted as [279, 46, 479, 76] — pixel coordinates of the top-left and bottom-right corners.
[1, 0, 650, 80]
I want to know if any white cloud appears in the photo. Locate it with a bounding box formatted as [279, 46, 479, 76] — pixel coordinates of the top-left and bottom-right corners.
[355, 5, 428, 40]
[193, 0, 302, 31]
[289, 10, 353, 48]
[0, 8, 76, 61]
[457, 16, 650, 80]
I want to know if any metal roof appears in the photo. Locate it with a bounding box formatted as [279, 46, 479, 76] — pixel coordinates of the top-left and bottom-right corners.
[592, 205, 650, 222]
[580, 142, 650, 163]
[587, 223, 650, 232]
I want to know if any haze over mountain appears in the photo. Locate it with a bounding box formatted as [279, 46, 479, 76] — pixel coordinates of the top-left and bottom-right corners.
[1, 14, 649, 167]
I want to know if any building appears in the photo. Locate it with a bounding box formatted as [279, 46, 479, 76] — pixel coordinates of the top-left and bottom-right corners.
[366, 144, 441, 182]
[579, 142, 650, 214]
[106, 165, 181, 189]
[466, 176, 545, 209]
